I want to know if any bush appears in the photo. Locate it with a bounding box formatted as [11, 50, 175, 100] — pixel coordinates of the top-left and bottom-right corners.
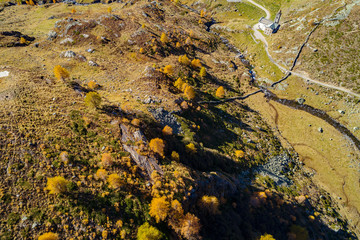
[191, 59, 202, 68]
[95, 169, 108, 181]
[171, 151, 180, 161]
[84, 92, 102, 109]
[185, 143, 197, 154]
[38, 232, 58, 240]
[59, 151, 69, 164]
[185, 37, 192, 45]
[163, 65, 174, 75]
[178, 55, 190, 65]
[199, 195, 220, 214]
[162, 126, 173, 136]
[174, 78, 185, 90]
[215, 86, 225, 98]
[149, 196, 170, 223]
[107, 174, 123, 189]
[184, 86, 195, 100]
[53, 65, 69, 81]
[199, 67, 206, 78]
[260, 234, 276, 240]
[160, 32, 168, 44]
[88, 81, 99, 90]
[149, 138, 165, 157]
[235, 150, 244, 158]
[46, 176, 68, 195]
[101, 153, 113, 167]
[131, 118, 141, 127]
[137, 222, 164, 240]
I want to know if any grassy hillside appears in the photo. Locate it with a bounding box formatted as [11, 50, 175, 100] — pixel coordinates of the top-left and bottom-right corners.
[0, 0, 358, 239]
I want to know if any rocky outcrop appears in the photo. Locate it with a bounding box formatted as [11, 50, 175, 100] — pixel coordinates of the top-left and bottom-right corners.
[120, 124, 163, 178]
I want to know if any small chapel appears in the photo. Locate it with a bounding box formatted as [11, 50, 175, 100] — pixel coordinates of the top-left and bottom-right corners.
[258, 10, 282, 35]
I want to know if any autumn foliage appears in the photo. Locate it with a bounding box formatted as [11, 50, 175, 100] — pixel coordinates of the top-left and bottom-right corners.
[149, 196, 170, 223]
[95, 168, 108, 181]
[199, 195, 220, 214]
[101, 153, 113, 167]
[160, 32, 168, 44]
[107, 174, 123, 189]
[84, 92, 102, 109]
[137, 222, 164, 240]
[215, 86, 225, 98]
[149, 138, 165, 157]
[53, 65, 69, 81]
[162, 125, 173, 136]
[191, 59, 202, 68]
[163, 65, 174, 75]
[184, 85, 195, 100]
[178, 54, 190, 65]
[46, 176, 68, 195]
[38, 232, 58, 240]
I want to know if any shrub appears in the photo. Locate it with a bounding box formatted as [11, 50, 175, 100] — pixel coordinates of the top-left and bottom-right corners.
[185, 143, 197, 153]
[189, 30, 194, 38]
[199, 67, 206, 78]
[53, 65, 69, 81]
[174, 78, 185, 90]
[101, 153, 113, 167]
[149, 138, 165, 157]
[235, 150, 244, 158]
[171, 151, 180, 161]
[191, 59, 202, 68]
[199, 195, 220, 214]
[139, 48, 145, 54]
[260, 234, 276, 240]
[88, 80, 99, 90]
[59, 151, 69, 164]
[160, 32, 168, 44]
[107, 7, 112, 14]
[178, 55, 190, 65]
[185, 37, 192, 45]
[46, 176, 68, 194]
[215, 86, 225, 98]
[142, 24, 146, 28]
[38, 232, 58, 240]
[149, 196, 170, 223]
[95, 169, 107, 181]
[84, 92, 101, 109]
[184, 86, 195, 100]
[20, 37, 27, 44]
[179, 213, 201, 239]
[176, 42, 181, 48]
[163, 65, 174, 75]
[131, 118, 141, 127]
[162, 125, 173, 136]
[137, 222, 164, 240]
[200, 9, 206, 18]
[107, 174, 123, 189]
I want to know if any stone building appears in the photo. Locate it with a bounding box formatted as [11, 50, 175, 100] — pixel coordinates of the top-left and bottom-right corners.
[258, 10, 282, 35]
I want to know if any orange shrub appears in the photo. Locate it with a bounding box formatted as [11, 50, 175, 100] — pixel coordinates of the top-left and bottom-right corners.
[184, 86, 195, 100]
[191, 59, 202, 68]
[162, 125, 173, 136]
[215, 86, 225, 98]
[235, 150, 244, 158]
[88, 80, 99, 90]
[174, 78, 185, 90]
[101, 153, 113, 167]
[53, 65, 69, 81]
[149, 138, 165, 157]
[163, 65, 174, 75]
[178, 54, 190, 65]
[131, 118, 141, 127]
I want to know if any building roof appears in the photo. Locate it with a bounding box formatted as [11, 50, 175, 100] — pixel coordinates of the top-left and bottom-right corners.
[259, 17, 273, 26]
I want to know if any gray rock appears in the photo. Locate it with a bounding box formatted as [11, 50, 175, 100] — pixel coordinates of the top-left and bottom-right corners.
[148, 107, 183, 134]
[60, 38, 74, 45]
[81, 34, 89, 38]
[88, 60, 99, 67]
[143, 66, 155, 77]
[47, 30, 57, 40]
[318, 127, 323, 133]
[61, 50, 76, 58]
[353, 127, 359, 131]
[297, 98, 305, 104]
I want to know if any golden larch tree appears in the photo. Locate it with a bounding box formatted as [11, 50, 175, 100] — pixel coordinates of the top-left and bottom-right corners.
[53, 65, 69, 81]
[149, 138, 165, 157]
[184, 86, 195, 100]
[84, 92, 102, 109]
[162, 125, 173, 136]
[38, 232, 59, 240]
[149, 196, 170, 223]
[199, 67, 206, 78]
[180, 213, 201, 239]
[137, 222, 164, 240]
[215, 86, 225, 98]
[160, 32, 168, 44]
[46, 176, 68, 195]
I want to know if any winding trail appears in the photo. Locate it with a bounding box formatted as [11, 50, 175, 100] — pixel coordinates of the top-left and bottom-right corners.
[245, 0, 360, 99]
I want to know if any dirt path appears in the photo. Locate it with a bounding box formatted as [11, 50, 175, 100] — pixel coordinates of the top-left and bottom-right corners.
[245, 0, 360, 99]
